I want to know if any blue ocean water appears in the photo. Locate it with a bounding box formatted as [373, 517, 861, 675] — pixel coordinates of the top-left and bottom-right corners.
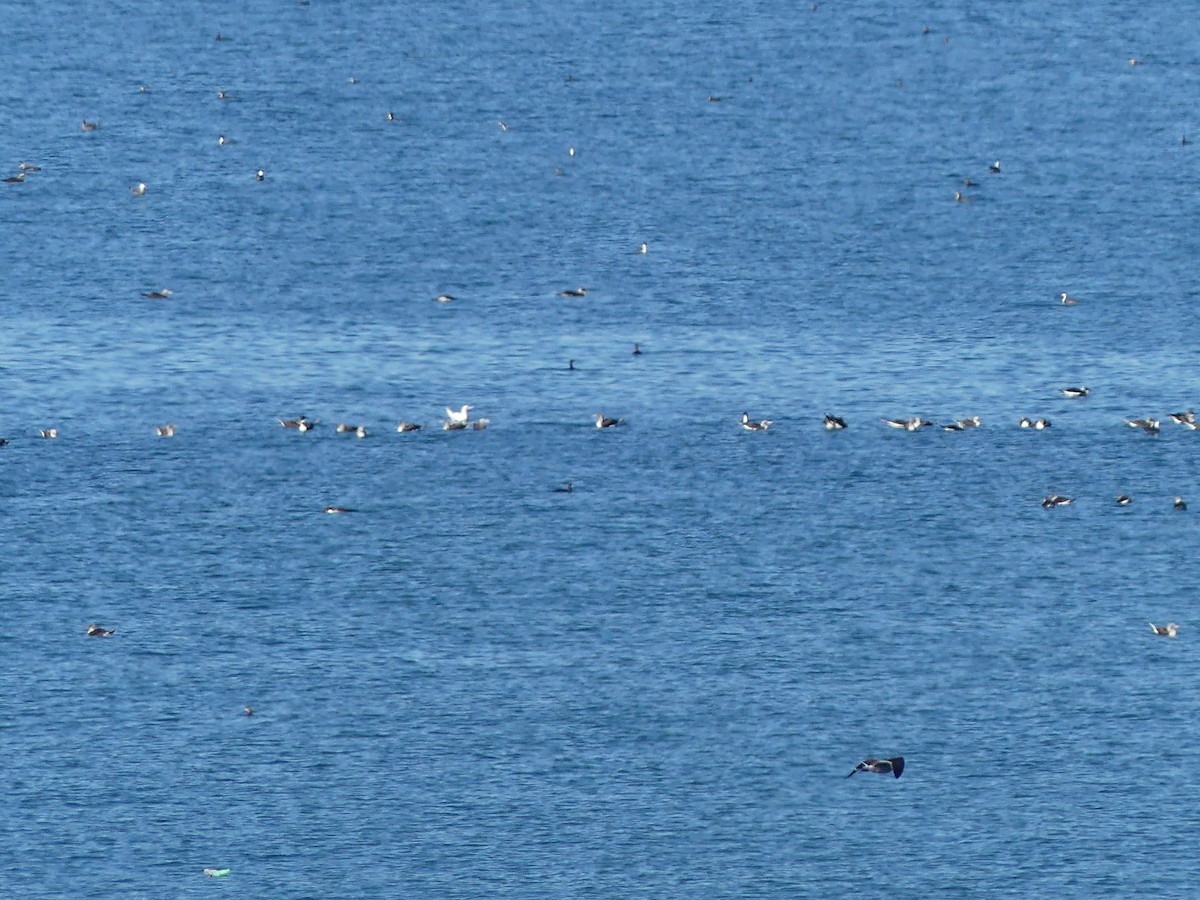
[3, 1, 1200, 896]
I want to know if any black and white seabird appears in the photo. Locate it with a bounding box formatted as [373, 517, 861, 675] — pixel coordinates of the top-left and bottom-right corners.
[847, 757, 904, 778]
[1020, 417, 1051, 429]
[442, 420, 468, 431]
[142, 289, 171, 299]
[1168, 410, 1195, 425]
[882, 416, 932, 431]
[86, 624, 115, 637]
[1060, 386, 1089, 398]
[40, 428, 58, 439]
[593, 413, 622, 429]
[823, 414, 847, 430]
[324, 506, 353, 514]
[435, 294, 456, 303]
[1150, 622, 1179, 637]
[1116, 495, 1132, 506]
[131, 182, 146, 196]
[1060, 292, 1079, 305]
[396, 420, 421, 433]
[557, 287, 587, 297]
[471, 418, 490, 430]
[255, 168, 265, 181]
[278, 416, 317, 430]
[335, 423, 360, 433]
[3, 173, 25, 184]
[1042, 494, 1073, 508]
[19, 162, 42, 172]
[954, 190, 973, 202]
[1125, 417, 1160, 435]
[1174, 496, 1187, 511]
[741, 412, 772, 431]
[989, 160, 1001, 173]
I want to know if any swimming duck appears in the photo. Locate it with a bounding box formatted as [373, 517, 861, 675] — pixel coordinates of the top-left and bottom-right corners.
[823, 414, 847, 430]
[594, 413, 622, 429]
[86, 624, 115, 637]
[1150, 622, 1179, 637]
[1042, 494, 1073, 508]
[741, 412, 772, 431]
[847, 757, 904, 778]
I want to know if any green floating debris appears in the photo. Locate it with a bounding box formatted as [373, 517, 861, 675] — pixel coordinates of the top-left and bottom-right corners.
[203, 868, 231, 877]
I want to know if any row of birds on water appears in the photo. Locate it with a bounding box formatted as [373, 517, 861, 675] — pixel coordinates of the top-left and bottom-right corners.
[1041, 493, 1188, 510]
[3, 405, 1197, 444]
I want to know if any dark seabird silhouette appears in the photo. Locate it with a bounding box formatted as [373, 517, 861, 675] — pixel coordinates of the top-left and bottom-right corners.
[883, 417, 932, 431]
[335, 423, 361, 433]
[741, 412, 772, 431]
[1150, 622, 1179, 637]
[324, 506, 353, 514]
[256, 169, 265, 181]
[243, 706, 253, 716]
[632, 343, 642, 355]
[1042, 494, 1073, 508]
[557, 287, 587, 297]
[553, 481, 574, 493]
[443, 420, 468, 431]
[1125, 417, 1160, 435]
[1116, 495, 1132, 506]
[1060, 386, 1089, 398]
[387, 111, 396, 121]
[847, 757, 904, 778]
[989, 160, 1001, 173]
[823, 414, 847, 430]
[396, 420, 421, 433]
[1174, 496, 1187, 511]
[593, 413, 623, 429]
[142, 289, 171, 299]
[568, 359, 575, 371]
[3, 173, 24, 184]
[0, 438, 8, 446]
[87, 624, 115, 637]
[1168, 410, 1195, 425]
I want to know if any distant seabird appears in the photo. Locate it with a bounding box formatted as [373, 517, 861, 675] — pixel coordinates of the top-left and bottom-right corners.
[956, 416, 982, 428]
[217, 90, 235, 100]
[553, 481, 574, 493]
[1116, 495, 1132, 506]
[1174, 496, 1187, 511]
[498, 120, 509, 131]
[396, 420, 421, 432]
[297, 419, 316, 432]
[568, 146, 575, 157]
[1060, 386, 1089, 398]
[637, 242, 648, 254]
[741, 412, 772, 431]
[847, 757, 904, 778]
[594, 413, 622, 429]
[155, 424, 176, 437]
[81, 120, 99, 131]
[335, 423, 360, 433]
[1125, 417, 1160, 435]
[707, 95, 722, 102]
[40, 428, 58, 439]
[1060, 292, 1079, 305]
[324, 506, 353, 514]
[1167, 410, 1195, 425]
[142, 289, 171, 299]
[19, 162, 42, 172]
[347, 76, 358, 84]
[86, 624, 115, 637]
[632, 343, 642, 355]
[131, 182, 146, 196]
[387, 111, 395, 121]
[568, 359, 575, 371]
[442, 420, 468, 431]
[471, 418, 490, 430]
[942, 421, 965, 431]
[445, 404, 472, 425]
[217, 135, 234, 145]
[823, 414, 847, 430]
[0, 438, 8, 446]
[882, 417, 932, 431]
[278, 416, 315, 430]
[3, 173, 24, 184]
[435, 294, 456, 303]
[989, 160, 1001, 173]
[1042, 494, 1073, 508]
[243, 706, 253, 716]
[954, 190, 973, 202]
[1150, 622, 1178, 637]
[1019, 417, 1051, 429]
[557, 287, 587, 297]
[255, 169, 265, 181]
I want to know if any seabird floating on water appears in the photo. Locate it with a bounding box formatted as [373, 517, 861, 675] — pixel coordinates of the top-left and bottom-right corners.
[335, 423, 360, 433]
[142, 289, 171, 299]
[954, 190, 973, 202]
[882, 417, 932, 431]
[86, 624, 115, 637]
[1116, 495, 1132, 506]
[40, 428, 58, 439]
[823, 414, 847, 430]
[1042, 494, 1073, 508]
[1019, 417, 1051, 429]
[1150, 622, 1179, 637]
[278, 416, 316, 430]
[553, 481, 574, 493]
[324, 506, 353, 514]
[1060, 386, 1089, 398]
[445, 405, 472, 425]
[632, 343, 642, 355]
[19, 162, 42, 172]
[847, 757, 904, 778]
[255, 169, 265, 181]
[3, 173, 25, 184]
[741, 412, 772, 431]
[557, 287, 587, 297]
[471, 418, 490, 430]
[243, 706, 253, 716]
[637, 242, 648, 254]
[397, 420, 421, 432]
[387, 111, 395, 121]
[435, 294, 456, 303]
[81, 120, 99, 131]
[594, 413, 622, 429]
[989, 160, 1001, 173]
[1125, 417, 1160, 435]
[155, 424, 176, 437]
[131, 182, 146, 196]
[443, 419, 468, 430]
[1060, 292, 1079, 305]
[1168, 410, 1195, 425]
[1174, 496, 1187, 510]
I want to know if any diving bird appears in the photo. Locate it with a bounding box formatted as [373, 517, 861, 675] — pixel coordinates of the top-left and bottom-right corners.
[847, 757, 904, 778]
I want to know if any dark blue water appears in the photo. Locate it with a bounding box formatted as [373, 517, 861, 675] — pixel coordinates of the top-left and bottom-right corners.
[3, 1, 1200, 896]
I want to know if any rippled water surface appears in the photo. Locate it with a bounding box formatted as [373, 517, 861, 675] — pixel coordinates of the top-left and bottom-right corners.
[3, 1, 1200, 897]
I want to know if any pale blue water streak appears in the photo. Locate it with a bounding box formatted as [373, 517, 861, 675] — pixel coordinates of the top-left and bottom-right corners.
[2, 1, 1200, 897]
